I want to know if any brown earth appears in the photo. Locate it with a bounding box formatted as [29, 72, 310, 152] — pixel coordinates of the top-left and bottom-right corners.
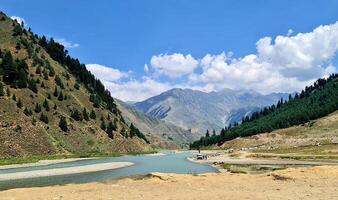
[1, 166, 337, 200]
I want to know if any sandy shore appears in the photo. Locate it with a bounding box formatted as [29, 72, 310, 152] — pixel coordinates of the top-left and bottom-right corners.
[0, 158, 98, 170]
[1, 166, 337, 200]
[0, 162, 133, 181]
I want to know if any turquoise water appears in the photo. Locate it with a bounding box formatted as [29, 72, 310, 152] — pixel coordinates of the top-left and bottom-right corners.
[0, 151, 217, 190]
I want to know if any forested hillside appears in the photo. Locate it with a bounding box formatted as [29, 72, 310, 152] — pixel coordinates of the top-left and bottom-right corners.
[0, 11, 152, 157]
[190, 74, 338, 148]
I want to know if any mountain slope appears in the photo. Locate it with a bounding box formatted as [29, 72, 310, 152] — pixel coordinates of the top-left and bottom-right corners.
[0, 12, 152, 157]
[134, 88, 288, 136]
[116, 99, 197, 148]
[191, 74, 338, 148]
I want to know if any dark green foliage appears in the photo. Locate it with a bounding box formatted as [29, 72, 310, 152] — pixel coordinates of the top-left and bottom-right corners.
[90, 109, 96, 119]
[16, 98, 23, 108]
[48, 66, 55, 77]
[38, 37, 118, 112]
[129, 123, 149, 143]
[54, 75, 64, 89]
[59, 116, 68, 132]
[106, 121, 116, 139]
[34, 103, 41, 113]
[74, 82, 80, 90]
[58, 91, 64, 101]
[89, 94, 101, 108]
[0, 82, 4, 96]
[43, 98, 50, 111]
[35, 66, 42, 74]
[190, 74, 338, 149]
[0, 51, 29, 88]
[39, 112, 49, 124]
[6, 87, 10, 96]
[28, 78, 38, 93]
[47, 93, 51, 99]
[40, 81, 45, 88]
[12, 24, 23, 36]
[12, 94, 16, 101]
[53, 86, 58, 97]
[53, 104, 57, 110]
[100, 120, 106, 131]
[24, 107, 33, 116]
[82, 107, 89, 121]
[43, 69, 49, 80]
[71, 109, 82, 121]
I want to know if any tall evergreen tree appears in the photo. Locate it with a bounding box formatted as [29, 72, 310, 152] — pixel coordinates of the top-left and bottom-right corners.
[59, 116, 68, 132]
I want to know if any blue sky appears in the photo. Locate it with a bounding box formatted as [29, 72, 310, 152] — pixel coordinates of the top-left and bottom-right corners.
[1, 0, 338, 101]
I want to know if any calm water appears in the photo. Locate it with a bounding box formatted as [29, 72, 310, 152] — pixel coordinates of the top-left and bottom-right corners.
[0, 151, 217, 190]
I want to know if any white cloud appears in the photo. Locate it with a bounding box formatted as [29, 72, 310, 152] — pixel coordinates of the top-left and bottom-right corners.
[188, 21, 338, 94]
[87, 21, 338, 102]
[11, 16, 27, 28]
[144, 64, 149, 73]
[150, 53, 198, 78]
[103, 77, 172, 102]
[86, 64, 128, 82]
[55, 38, 80, 48]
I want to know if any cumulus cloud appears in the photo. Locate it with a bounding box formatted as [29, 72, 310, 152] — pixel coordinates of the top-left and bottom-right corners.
[11, 16, 27, 27]
[103, 77, 172, 102]
[150, 53, 198, 78]
[86, 64, 128, 82]
[188, 21, 338, 94]
[88, 21, 338, 102]
[55, 38, 80, 48]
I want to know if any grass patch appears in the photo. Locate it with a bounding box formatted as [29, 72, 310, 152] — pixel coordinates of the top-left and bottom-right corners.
[0, 150, 158, 166]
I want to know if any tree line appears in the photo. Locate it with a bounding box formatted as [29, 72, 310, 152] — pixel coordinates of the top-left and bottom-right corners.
[190, 74, 338, 149]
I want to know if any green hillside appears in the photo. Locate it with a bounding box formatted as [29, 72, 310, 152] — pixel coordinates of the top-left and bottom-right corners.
[0, 11, 153, 157]
[191, 74, 338, 148]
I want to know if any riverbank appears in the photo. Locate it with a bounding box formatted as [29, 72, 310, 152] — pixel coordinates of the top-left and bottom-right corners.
[1, 165, 337, 200]
[0, 150, 157, 166]
[0, 162, 134, 181]
[189, 150, 338, 173]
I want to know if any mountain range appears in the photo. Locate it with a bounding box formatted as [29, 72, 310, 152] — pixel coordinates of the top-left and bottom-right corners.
[133, 88, 289, 137]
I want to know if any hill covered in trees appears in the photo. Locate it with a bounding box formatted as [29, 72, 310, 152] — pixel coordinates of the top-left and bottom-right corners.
[190, 74, 338, 149]
[0, 11, 152, 157]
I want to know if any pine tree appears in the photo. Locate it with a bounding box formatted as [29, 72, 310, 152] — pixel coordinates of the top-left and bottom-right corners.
[53, 86, 58, 97]
[12, 94, 16, 101]
[82, 107, 89, 121]
[35, 66, 42, 75]
[106, 121, 115, 139]
[74, 82, 80, 90]
[16, 98, 23, 108]
[43, 98, 50, 111]
[58, 91, 64, 101]
[100, 120, 106, 131]
[71, 109, 82, 121]
[59, 116, 68, 132]
[6, 87, 10, 96]
[0, 82, 4, 96]
[205, 130, 210, 137]
[28, 78, 38, 93]
[40, 112, 49, 124]
[43, 69, 49, 80]
[34, 103, 41, 113]
[90, 109, 96, 119]
[24, 107, 32, 116]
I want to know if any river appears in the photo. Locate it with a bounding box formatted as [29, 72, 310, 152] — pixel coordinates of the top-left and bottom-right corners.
[0, 151, 217, 190]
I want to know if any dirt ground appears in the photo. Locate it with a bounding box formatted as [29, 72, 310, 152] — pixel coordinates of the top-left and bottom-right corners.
[1, 166, 337, 200]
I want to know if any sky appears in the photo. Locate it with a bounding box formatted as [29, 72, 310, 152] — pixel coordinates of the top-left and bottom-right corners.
[1, 0, 338, 101]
